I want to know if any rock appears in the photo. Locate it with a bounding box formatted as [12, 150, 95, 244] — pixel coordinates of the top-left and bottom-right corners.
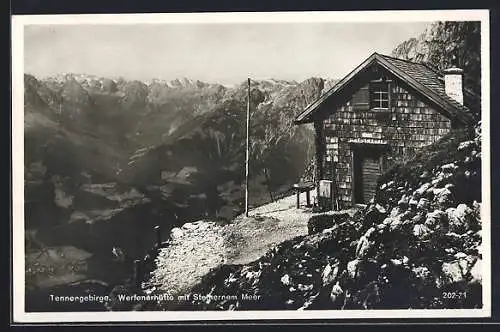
[413, 224, 431, 239]
[434, 188, 453, 209]
[170, 227, 184, 239]
[196, 222, 210, 231]
[417, 198, 430, 211]
[415, 182, 432, 196]
[332, 212, 351, 224]
[280, 274, 291, 286]
[411, 212, 426, 225]
[356, 235, 373, 260]
[441, 261, 465, 284]
[322, 260, 340, 286]
[441, 163, 458, 172]
[322, 227, 334, 234]
[445, 248, 456, 255]
[441, 255, 480, 286]
[347, 259, 360, 279]
[458, 140, 474, 151]
[398, 195, 410, 207]
[398, 210, 414, 222]
[444, 183, 455, 190]
[470, 258, 482, 283]
[389, 207, 401, 217]
[182, 222, 198, 230]
[374, 204, 387, 214]
[425, 210, 448, 233]
[330, 281, 344, 303]
[363, 227, 376, 239]
[420, 170, 431, 179]
[307, 214, 334, 235]
[364, 205, 387, 225]
[297, 284, 313, 291]
[473, 201, 481, 215]
[409, 197, 419, 207]
[389, 218, 403, 231]
[382, 217, 394, 225]
[389, 257, 401, 266]
[447, 204, 475, 234]
[411, 266, 434, 286]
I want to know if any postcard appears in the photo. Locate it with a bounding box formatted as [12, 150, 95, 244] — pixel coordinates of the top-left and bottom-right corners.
[11, 9, 491, 323]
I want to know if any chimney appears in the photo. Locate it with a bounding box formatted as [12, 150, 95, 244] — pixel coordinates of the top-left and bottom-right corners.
[443, 67, 464, 105]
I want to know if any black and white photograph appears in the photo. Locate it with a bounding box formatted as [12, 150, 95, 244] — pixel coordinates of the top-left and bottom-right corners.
[11, 10, 491, 322]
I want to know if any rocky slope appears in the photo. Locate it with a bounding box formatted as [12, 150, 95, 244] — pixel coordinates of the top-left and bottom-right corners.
[106, 193, 316, 311]
[171, 123, 483, 310]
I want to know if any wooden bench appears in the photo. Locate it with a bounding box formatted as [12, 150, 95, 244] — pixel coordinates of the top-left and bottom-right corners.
[293, 181, 315, 208]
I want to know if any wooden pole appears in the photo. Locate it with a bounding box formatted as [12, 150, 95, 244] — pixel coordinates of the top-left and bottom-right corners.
[313, 119, 325, 209]
[245, 78, 250, 217]
[153, 225, 161, 247]
[133, 259, 142, 289]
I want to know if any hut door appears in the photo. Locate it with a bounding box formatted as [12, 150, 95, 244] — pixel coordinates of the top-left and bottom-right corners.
[353, 147, 383, 204]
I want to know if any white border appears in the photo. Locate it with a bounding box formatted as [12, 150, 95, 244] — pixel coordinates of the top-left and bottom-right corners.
[11, 9, 491, 323]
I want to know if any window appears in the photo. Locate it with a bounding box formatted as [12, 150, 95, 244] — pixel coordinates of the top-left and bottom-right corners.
[370, 81, 390, 109]
[351, 85, 370, 111]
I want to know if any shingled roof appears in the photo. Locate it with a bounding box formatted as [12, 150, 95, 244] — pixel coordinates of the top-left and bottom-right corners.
[294, 52, 475, 125]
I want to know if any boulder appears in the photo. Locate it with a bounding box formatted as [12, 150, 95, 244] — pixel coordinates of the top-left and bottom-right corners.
[417, 198, 430, 211]
[321, 260, 340, 286]
[280, 274, 291, 286]
[182, 222, 198, 230]
[347, 259, 360, 279]
[425, 210, 448, 234]
[307, 214, 334, 235]
[440, 255, 480, 286]
[170, 227, 184, 239]
[419, 170, 431, 179]
[382, 217, 394, 225]
[364, 205, 387, 225]
[330, 281, 344, 304]
[411, 212, 426, 225]
[409, 197, 419, 208]
[355, 235, 373, 260]
[458, 140, 474, 151]
[413, 224, 431, 239]
[414, 182, 432, 197]
[411, 265, 434, 287]
[433, 188, 453, 209]
[441, 163, 458, 172]
[469, 258, 482, 283]
[398, 195, 410, 207]
[389, 207, 402, 217]
[447, 204, 475, 234]
[332, 212, 351, 224]
[389, 218, 403, 231]
[441, 261, 465, 284]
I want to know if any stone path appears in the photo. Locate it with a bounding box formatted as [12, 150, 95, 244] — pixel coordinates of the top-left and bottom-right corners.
[145, 191, 316, 296]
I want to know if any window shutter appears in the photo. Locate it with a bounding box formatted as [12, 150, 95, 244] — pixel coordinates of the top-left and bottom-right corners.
[352, 85, 370, 110]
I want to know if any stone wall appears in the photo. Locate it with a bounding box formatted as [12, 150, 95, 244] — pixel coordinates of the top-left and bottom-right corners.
[323, 79, 452, 207]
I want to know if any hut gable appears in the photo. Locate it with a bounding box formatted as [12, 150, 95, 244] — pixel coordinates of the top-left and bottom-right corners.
[294, 53, 475, 125]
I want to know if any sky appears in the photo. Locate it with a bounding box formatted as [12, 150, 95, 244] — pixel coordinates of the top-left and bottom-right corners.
[24, 22, 432, 86]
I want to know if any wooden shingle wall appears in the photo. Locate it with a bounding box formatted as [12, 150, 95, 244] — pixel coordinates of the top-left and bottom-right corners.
[323, 79, 452, 207]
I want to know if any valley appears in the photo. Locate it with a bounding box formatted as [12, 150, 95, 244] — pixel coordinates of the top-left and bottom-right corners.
[23, 72, 333, 311]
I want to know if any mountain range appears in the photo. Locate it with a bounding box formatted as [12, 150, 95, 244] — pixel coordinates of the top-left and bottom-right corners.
[23, 71, 337, 311]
